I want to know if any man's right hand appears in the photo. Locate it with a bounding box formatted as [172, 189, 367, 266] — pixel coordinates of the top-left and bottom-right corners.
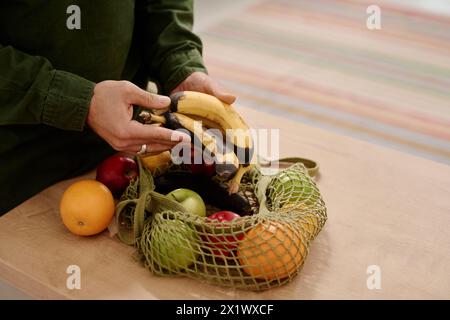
[87, 80, 190, 155]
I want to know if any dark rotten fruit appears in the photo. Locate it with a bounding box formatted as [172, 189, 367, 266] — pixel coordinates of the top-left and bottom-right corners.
[154, 171, 252, 215]
[162, 112, 239, 179]
[96, 154, 138, 198]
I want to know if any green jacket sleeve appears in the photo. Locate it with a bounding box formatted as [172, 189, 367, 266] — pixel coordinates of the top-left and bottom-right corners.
[0, 44, 95, 131]
[140, 0, 208, 94]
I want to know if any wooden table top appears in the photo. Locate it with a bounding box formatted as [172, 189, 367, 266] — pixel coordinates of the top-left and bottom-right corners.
[1, 106, 449, 299]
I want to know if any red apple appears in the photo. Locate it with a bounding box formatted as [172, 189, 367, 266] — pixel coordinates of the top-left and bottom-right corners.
[187, 146, 216, 177]
[96, 154, 138, 198]
[208, 211, 241, 223]
[203, 211, 243, 257]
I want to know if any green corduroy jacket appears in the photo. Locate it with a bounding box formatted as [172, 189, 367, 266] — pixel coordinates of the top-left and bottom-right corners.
[0, 0, 207, 215]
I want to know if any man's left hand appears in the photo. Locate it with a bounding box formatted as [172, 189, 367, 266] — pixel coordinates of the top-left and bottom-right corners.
[171, 72, 236, 105]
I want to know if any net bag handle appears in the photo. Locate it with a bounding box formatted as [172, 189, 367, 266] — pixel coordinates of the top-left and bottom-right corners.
[259, 157, 319, 177]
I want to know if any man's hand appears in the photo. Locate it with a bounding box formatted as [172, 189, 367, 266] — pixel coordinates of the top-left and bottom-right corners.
[171, 72, 236, 104]
[87, 80, 190, 155]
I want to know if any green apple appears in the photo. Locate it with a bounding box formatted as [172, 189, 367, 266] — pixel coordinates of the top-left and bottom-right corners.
[166, 188, 206, 217]
[150, 219, 200, 272]
[268, 171, 320, 208]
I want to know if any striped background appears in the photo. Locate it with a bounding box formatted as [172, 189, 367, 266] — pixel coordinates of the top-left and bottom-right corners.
[199, 0, 450, 164]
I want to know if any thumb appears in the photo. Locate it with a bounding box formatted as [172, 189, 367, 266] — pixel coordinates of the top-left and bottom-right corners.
[210, 83, 236, 105]
[127, 84, 171, 109]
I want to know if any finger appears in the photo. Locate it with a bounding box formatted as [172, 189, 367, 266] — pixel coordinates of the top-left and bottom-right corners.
[126, 84, 171, 109]
[128, 121, 191, 144]
[123, 137, 182, 147]
[127, 143, 174, 156]
[210, 85, 236, 104]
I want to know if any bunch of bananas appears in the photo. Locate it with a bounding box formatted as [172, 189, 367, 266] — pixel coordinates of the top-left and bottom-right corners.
[139, 91, 255, 194]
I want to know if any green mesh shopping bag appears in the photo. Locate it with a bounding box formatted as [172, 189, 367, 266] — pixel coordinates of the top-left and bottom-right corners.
[116, 157, 327, 291]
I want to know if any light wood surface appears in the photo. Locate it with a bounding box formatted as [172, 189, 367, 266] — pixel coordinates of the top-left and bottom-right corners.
[1, 106, 449, 299]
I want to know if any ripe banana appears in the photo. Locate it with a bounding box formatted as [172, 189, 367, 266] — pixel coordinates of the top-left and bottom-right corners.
[183, 114, 256, 193]
[228, 164, 254, 195]
[185, 114, 226, 135]
[141, 151, 172, 173]
[162, 112, 240, 179]
[140, 91, 256, 194]
[170, 91, 254, 165]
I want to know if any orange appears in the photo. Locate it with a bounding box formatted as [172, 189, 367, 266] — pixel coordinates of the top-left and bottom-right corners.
[237, 221, 306, 280]
[60, 180, 115, 236]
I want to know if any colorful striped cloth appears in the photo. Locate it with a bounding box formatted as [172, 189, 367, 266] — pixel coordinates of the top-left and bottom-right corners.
[199, 0, 450, 164]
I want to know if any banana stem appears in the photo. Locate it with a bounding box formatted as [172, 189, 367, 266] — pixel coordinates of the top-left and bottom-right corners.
[228, 164, 253, 194]
[139, 111, 167, 125]
[150, 114, 166, 124]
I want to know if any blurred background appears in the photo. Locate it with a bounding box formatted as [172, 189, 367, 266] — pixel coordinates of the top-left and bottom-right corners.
[194, 0, 450, 165]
